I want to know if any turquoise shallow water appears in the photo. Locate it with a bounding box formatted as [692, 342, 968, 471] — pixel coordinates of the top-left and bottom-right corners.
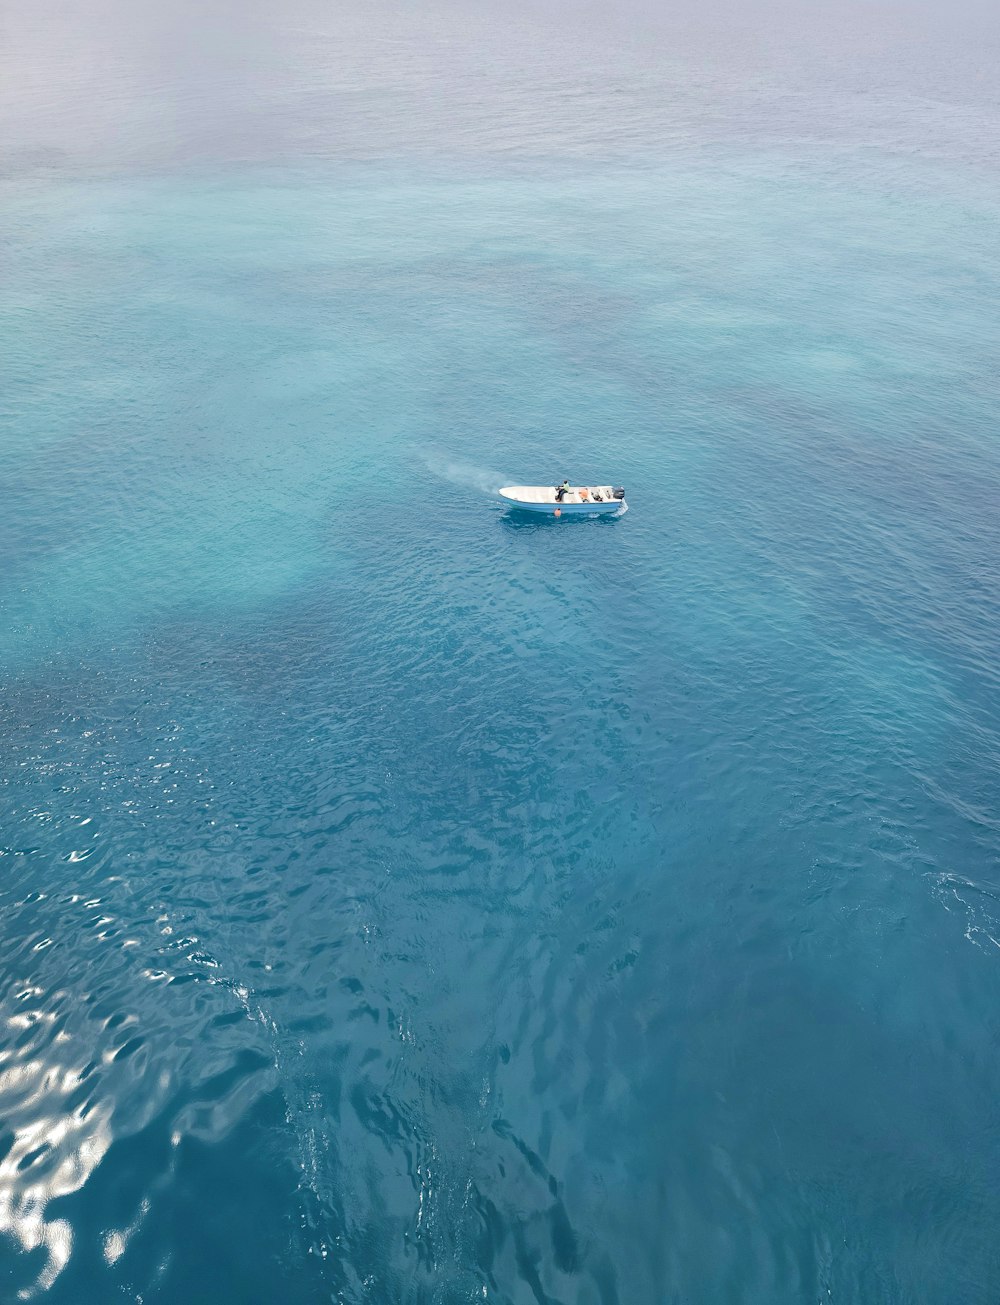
[4, 2, 1000, 1301]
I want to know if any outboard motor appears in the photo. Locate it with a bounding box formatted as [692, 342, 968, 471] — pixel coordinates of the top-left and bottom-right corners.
[612, 487, 626, 500]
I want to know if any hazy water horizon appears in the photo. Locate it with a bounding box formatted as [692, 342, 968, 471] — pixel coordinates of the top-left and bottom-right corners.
[3, 0, 1000, 175]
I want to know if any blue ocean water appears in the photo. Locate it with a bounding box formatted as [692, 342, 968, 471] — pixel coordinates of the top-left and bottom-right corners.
[3, 1, 1000, 1301]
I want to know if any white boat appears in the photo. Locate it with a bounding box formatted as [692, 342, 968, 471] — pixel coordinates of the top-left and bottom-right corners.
[498, 485, 626, 516]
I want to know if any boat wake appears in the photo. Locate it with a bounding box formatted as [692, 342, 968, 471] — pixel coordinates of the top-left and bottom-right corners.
[422, 456, 508, 496]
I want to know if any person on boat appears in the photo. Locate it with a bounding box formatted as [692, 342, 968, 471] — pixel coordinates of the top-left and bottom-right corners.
[554, 480, 571, 502]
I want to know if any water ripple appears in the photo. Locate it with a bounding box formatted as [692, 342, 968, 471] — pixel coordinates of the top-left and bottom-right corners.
[3, 19, 1000, 1295]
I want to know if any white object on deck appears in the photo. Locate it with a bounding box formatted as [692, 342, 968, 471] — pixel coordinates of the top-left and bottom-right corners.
[498, 485, 625, 515]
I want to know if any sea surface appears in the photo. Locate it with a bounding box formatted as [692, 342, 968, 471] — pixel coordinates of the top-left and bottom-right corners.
[2, 1, 1000, 1301]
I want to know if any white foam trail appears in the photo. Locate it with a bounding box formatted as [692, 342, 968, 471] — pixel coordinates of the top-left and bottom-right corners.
[422, 456, 509, 496]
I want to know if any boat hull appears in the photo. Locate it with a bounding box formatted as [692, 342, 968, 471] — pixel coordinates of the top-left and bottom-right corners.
[500, 496, 622, 515]
[498, 486, 625, 515]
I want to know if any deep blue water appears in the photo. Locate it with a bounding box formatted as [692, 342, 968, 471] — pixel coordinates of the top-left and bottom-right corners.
[3, 2, 1000, 1301]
